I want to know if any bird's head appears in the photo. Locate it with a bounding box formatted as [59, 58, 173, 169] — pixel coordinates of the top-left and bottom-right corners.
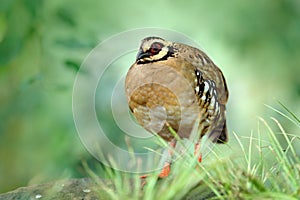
[136, 37, 175, 64]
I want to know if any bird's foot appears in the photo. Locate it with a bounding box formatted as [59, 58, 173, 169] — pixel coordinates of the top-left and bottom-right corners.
[139, 162, 171, 188]
[158, 162, 171, 178]
[140, 176, 147, 188]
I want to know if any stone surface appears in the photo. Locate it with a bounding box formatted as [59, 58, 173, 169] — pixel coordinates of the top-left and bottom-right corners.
[0, 178, 215, 200]
[0, 178, 107, 200]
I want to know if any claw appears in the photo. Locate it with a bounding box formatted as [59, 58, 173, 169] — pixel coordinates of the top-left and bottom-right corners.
[140, 174, 148, 179]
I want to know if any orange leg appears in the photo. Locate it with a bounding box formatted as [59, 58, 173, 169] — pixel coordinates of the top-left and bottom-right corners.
[158, 162, 172, 178]
[194, 142, 202, 162]
[140, 161, 172, 187]
[140, 140, 176, 182]
[158, 139, 176, 178]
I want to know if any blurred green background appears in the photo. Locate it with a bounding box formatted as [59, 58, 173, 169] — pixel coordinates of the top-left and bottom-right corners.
[1, 0, 300, 193]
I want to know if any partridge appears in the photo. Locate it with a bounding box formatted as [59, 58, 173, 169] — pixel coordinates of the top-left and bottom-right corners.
[125, 37, 229, 178]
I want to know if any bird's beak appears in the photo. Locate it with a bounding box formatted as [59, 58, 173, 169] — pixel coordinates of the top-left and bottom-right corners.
[136, 49, 150, 62]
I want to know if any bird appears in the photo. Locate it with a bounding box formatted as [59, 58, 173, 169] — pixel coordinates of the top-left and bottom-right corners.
[125, 36, 229, 178]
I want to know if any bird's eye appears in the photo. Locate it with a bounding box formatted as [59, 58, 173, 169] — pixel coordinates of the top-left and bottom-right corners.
[149, 42, 163, 55]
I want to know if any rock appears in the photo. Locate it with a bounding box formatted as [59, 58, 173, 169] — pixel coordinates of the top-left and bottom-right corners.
[0, 178, 108, 200]
[0, 178, 215, 200]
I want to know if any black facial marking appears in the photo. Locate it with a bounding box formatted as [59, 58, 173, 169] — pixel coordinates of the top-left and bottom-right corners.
[136, 45, 175, 64]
